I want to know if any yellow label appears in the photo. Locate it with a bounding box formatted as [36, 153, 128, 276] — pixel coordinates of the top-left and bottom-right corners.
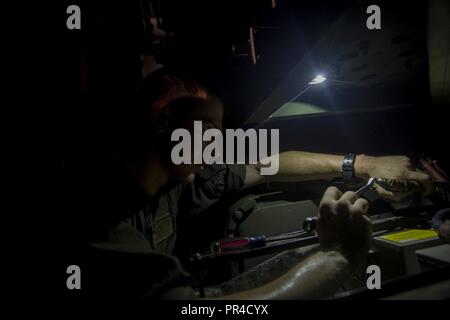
[381, 229, 438, 243]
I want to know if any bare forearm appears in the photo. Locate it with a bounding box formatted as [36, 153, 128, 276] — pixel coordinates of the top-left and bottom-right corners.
[210, 250, 352, 300]
[246, 151, 372, 186]
[272, 151, 342, 181]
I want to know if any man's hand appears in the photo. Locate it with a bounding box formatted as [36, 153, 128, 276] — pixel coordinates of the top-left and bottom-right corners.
[356, 155, 434, 201]
[317, 187, 372, 267]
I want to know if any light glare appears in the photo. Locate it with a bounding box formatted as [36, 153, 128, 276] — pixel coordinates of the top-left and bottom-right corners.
[308, 74, 326, 85]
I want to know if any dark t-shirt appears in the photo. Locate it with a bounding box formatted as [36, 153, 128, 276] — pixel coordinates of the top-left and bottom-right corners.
[63, 161, 245, 300]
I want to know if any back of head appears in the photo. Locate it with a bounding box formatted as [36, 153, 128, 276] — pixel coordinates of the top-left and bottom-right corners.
[120, 71, 211, 159]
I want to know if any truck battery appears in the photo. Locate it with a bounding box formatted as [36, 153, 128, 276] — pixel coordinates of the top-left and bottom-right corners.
[371, 229, 444, 281]
[416, 244, 450, 270]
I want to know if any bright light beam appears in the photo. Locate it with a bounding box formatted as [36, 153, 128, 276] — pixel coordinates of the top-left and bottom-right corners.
[308, 74, 327, 85]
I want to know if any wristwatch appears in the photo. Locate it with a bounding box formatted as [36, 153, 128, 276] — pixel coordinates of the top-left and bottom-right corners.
[342, 153, 356, 181]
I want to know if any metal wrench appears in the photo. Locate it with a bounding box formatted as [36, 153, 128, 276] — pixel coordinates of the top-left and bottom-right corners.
[355, 177, 376, 196]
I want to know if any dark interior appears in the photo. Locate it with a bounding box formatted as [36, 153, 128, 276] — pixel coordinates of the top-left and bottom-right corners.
[50, 0, 450, 300]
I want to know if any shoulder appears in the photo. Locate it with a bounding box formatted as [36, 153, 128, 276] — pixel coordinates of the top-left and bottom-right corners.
[196, 164, 246, 196]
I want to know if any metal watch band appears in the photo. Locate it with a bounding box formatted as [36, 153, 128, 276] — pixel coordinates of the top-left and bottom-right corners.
[342, 153, 356, 181]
